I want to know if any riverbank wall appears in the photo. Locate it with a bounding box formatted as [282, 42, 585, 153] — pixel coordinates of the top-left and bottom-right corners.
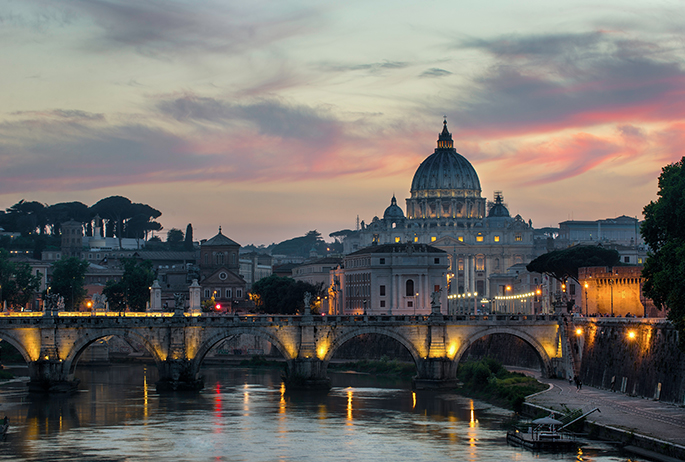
[574, 319, 685, 404]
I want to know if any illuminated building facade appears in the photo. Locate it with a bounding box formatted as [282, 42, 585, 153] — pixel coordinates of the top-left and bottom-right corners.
[342, 120, 536, 299]
[330, 243, 449, 315]
[199, 228, 246, 311]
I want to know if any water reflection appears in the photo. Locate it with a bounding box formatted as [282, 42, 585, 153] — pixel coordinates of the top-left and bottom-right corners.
[0, 364, 645, 462]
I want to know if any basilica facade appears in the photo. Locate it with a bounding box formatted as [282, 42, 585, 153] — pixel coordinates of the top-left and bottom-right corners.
[342, 120, 537, 300]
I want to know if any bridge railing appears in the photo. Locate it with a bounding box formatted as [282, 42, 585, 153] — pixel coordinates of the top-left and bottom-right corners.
[0, 311, 566, 325]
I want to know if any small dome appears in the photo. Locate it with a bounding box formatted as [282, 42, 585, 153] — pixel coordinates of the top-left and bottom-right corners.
[488, 192, 510, 218]
[410, 120, 481, 196]
[383, 195, 405, 220]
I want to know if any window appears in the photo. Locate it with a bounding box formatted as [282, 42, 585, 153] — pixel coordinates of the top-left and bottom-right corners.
[638, 258, 643, 264]
[407, 300, 413, 308]
[494, 236, 500, 242]
[380, 300, 386, 308]
[236, 289, 242, 298]
[434, 284, 440, 292]
[570, 284, 576, 296]
[204, 289, 211, 298]
[458, 236, 464, 242]
[380, 285, 386, 296]
[226, 288, 232, 298]
[476, 256, 484, 271]
[204, 253, 209, 264]
[624, 256, 630, 263]
[379, 258, 385, 264]
[215, 289, 222, 299]
[414, 236, 419, 242]
[434, 257, 440, 264]
[515, 233, 522, 242]
[431, 236, 436, 242]
[458, 259, 464, 271]
[476, 235, 483, 242]
[405, 279, 415, 297]
[395, 237, 401, 243]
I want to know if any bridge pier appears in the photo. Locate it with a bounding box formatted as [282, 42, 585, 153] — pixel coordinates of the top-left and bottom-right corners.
[284, 358, 331, 391]
[412, 358, 459, 389]
[156, 359, 204, 392]
[27, 360, 80, 393]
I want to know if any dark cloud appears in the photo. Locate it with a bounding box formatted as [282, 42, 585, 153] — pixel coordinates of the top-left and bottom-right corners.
[420, 68, 452, 78]
[319, 60, 410, 74]
[30, 0, 320, 57]
[11, 109, 105, 121]
[157, 95, 341, 140]
[445, 31, 685, 137]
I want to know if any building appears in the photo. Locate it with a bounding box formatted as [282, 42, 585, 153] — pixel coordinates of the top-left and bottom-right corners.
[239, 252, 273, 289]
[330, 243, 449, 315]
[577, 266, 659, 317]
[558, 216, 644, 247]
[292, 256, 342, 314]
[199, 228, 247, 311]
[342, 120, 536, 299]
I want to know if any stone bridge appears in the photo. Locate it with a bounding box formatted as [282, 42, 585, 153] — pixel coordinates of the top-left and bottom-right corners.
[0, 311, 568, 393]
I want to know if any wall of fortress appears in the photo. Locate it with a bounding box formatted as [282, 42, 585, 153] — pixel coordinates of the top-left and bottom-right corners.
[576, 319, 685, 404]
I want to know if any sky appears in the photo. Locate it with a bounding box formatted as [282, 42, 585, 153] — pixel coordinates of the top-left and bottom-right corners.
[1, 0, 684, 246]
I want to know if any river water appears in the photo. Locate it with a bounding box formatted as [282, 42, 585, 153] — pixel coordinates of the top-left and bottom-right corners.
[0, 364, 643, 462]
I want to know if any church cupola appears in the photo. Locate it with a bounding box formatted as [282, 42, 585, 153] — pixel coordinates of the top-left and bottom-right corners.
[437, 118, 453, 149]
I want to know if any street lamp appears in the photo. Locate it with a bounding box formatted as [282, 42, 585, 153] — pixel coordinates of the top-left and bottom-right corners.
[608, 278, 614, 316]
[414, 292, 418, 315]
[584, 282, 589, 317]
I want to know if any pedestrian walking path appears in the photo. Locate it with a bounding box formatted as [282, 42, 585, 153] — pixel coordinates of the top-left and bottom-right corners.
[527, 377, 685, 448]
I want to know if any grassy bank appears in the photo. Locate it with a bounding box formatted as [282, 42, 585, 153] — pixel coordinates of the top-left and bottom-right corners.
[457, 358, 547, 412]
[328, 357, 415, 378]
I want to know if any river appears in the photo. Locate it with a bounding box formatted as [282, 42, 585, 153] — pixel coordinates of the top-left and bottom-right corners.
[0, 364, 644, 462]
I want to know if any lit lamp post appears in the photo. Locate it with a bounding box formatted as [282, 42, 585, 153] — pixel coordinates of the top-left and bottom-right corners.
[506, 285, 512, 313]
[414, 292, 418, 315]
[584, 282, 589, 317]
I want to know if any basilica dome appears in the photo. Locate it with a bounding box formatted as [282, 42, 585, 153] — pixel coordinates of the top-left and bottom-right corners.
[383, 195, 405, 220]
[410, 120, 481, 197]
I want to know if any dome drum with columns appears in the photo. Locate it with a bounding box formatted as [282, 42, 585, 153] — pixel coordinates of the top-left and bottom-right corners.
[341, 120, 535, 301]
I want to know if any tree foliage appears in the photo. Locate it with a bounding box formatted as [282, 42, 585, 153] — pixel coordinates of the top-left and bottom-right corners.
[641, 157, 685, 347]
[0, 249, 41, 310]
[103, 258, 155, 312]
[250, 275, 323, 314]
[526, 245, 620, 283]
[50, 257, 89, 310]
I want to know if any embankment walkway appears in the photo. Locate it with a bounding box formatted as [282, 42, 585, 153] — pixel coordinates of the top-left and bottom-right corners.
[526, 377, 685, 459]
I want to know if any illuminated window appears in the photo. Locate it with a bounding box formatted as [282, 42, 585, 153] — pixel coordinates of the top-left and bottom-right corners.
[494, 236, 500, 242]
[395, 237, 401, 243]
[431, 236, 437, 242]
[476, 235, 483, 242]
[476, 256, 484, 271]
[458, 236, 464, 242]
[414, 236, 419, 242]
[638, 258, 643, 264]
[515, 233, 522, 242]
[458, 259, 464, 271]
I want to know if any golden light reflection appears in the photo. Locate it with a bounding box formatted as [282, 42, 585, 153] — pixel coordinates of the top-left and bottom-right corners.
[412, 392, 416, 409]
[576, 446, 584, 461]
[279, 382, 286, 415]
[318, 404, 327, 420]
[144, 366, 148, 423]
[316, 342, 330, 360]
[243, 383, 250, 413]
[467, 400, 478, 455]
[346, 388, 354, 424]
[447, 342, 458, 359]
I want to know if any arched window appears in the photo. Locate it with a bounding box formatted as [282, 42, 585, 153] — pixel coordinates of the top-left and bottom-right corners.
[406, 279, 415, 297]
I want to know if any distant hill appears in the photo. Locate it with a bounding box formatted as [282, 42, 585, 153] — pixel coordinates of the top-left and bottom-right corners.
[242, 230, 342, 259]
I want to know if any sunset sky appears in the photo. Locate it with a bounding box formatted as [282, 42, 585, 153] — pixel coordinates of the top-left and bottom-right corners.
[2, 0, 684, 245]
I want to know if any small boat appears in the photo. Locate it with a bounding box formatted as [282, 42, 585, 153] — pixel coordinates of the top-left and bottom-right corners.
[507, 408, 600, 452]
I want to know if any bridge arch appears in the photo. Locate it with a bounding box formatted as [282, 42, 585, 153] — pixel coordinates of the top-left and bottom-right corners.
[454, 327, 553, 377]
[322, 327, 422, 367]
[191, 326, 295, 375]
[0, 329, 36, 363]
[65, 329, 165, 375]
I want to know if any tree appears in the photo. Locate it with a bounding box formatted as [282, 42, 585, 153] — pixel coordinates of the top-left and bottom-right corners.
[50, 257, 89, 310]
[250, 274, 323, 314]
[166, 228, 184, 250]
[526, 245, 620, 284]
[0, 249, 41, 310]
[641, 156, 685, 348]
[90, 196, 134, 245]
[184, 224, 194, 251]
[103, 258, 154, 312]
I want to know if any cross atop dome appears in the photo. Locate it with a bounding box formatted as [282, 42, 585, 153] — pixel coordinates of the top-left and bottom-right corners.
[437, 118, 453, 149]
